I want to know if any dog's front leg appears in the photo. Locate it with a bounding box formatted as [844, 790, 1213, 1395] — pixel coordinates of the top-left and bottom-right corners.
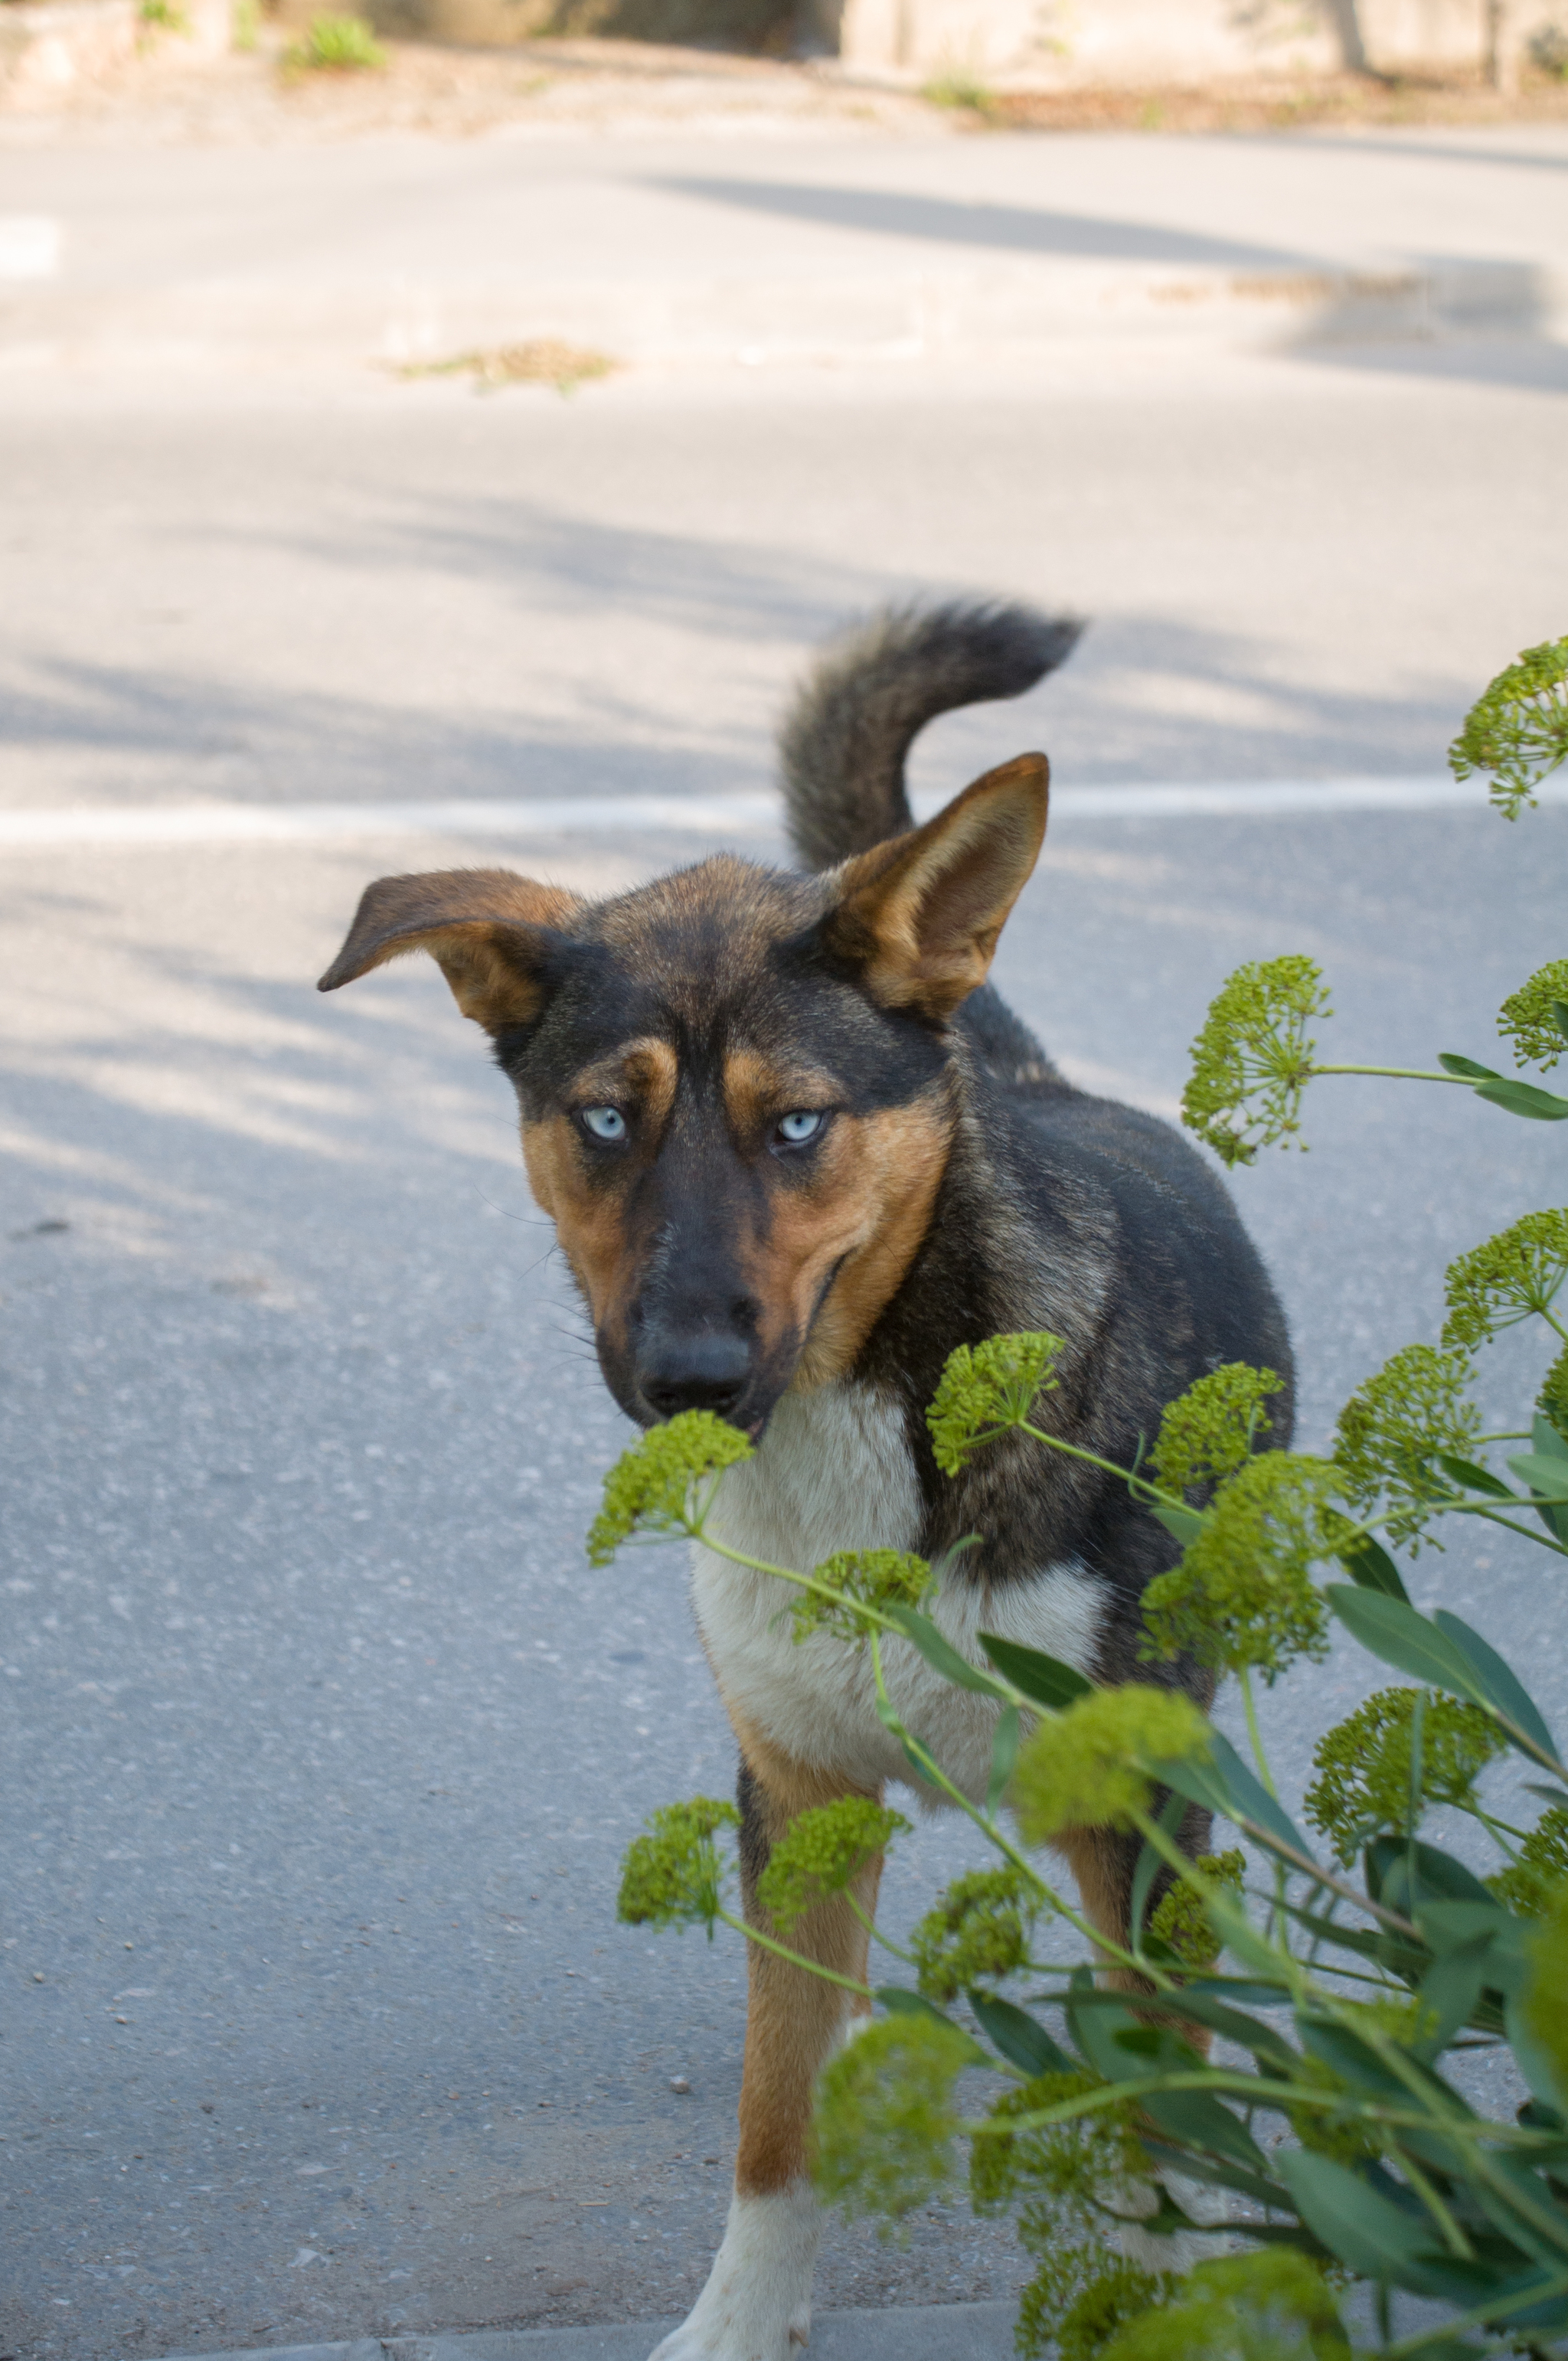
[650, 1750, 881, 2361]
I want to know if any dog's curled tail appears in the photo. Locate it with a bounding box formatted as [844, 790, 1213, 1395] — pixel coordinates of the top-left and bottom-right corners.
[778, 599, 1083, 872]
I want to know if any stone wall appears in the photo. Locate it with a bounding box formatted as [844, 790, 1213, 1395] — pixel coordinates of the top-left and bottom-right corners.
[829, 0, 1497, 83]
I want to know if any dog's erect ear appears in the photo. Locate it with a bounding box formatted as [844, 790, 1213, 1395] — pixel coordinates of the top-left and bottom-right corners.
[821, 753, 1048, 1020]
[318, 869, 584, 1034]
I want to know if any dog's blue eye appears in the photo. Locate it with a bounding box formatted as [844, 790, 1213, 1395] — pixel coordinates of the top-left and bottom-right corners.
[581, 1106, 627, 1142]
[776, 1110, 823, 1145]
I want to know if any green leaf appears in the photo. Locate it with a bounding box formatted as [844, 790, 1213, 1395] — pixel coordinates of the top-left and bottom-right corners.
[1276, 2149, 1456, 2292]
[1535, 1413, 1568, 1463]
[1152, 1729, 1316, 1863]
[1418, 1933, 1497, 2054]
[1506, 1452, 1568, 1501]
[1151, 1501, 1205, 1546]
[1298, 2016, 1411, 2099]
[1432, 1611, 1560, 1760]
[1555, 1001, 1568, 1047]
[1439, 1052, 1504, 1079]
[1129, 1790, 1188, 1951]
[976, 1631, 1092, 1710]
[1418, 1899, 1524, 1987]
[985, 1705, 1020, 1817]
[1370, 1834, 1500, 1917]
[1148, 1988, 1298, 2068]
[1507, 1991, 1568, 2113]
[1435, 1452, 1516, 1500]
[967, 1991, 1073, 2079]
[1473, 1076, 1568, 1120]
[1326, 1585, 1481, 1696]
[882, 1604, 1013, 1697]
[1139, 2085, 1269, 2172]
[1069, 1995, 1178, 2085]
[1137, 2137, 1295, 2214]
[1201, 1883, 1289, 1979]
[1337, 1535, 1411, 1602]
[874, 1986, 988, 2068]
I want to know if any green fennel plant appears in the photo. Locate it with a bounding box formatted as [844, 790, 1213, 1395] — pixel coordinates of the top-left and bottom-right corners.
[592, 644, 1568, 2359]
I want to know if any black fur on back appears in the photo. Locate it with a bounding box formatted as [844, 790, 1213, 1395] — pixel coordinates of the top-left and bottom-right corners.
[778, 599, 1083, 872]
[777, 597, 1296, 1696]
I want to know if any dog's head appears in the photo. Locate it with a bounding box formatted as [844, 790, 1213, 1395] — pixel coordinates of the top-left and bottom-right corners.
[319, 756, 1047, 1436]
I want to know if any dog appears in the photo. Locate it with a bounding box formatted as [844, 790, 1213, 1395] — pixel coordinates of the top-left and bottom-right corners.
[319, 602, 1294, 2361]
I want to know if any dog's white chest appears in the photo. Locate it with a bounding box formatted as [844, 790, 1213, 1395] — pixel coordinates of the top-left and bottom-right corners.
[690, 1383, 1104, 1804]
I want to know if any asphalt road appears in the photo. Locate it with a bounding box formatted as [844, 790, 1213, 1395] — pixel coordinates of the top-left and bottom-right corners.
[2, 788, 1565, 2361]
[2, 173, 1568, 2358]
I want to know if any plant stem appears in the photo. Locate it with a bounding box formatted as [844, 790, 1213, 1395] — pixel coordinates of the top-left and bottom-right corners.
[714, 1906, 873, 1998]
[1236, 1667, 1279, 1800]
[1014, 1419, 1191, 1515]
[864, 1633, 1157, 1982]
[1309, 1064, 1471, 1085]
[846, 1892, 917, 1964]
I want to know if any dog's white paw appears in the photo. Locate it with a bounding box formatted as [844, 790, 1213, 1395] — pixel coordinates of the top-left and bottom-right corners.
[648, 2183, 820, 2361]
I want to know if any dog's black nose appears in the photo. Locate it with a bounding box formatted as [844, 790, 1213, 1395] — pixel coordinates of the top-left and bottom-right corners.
[639, 1331, 753, 1423]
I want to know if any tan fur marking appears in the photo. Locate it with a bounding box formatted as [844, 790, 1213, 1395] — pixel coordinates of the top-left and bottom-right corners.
[574, 1036, 679, 1133]
[712, 1092, 951, 1393]
[725, 1710, 881, 2199]
[721, 1052, 839, 1148]
[1054, 1825, 1135, 1963]
[520, 1039, 680, 1348]
[519, 1115, 639, 1354]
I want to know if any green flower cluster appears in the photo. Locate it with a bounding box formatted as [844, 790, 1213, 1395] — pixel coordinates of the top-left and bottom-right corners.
[790, 1550, 934, 1646]
[1035, 2260, 1173, 2361]
[810, 2013, 975, 2223]
[972, 2071, 1158, 2361]
[927, 1331, 1065, 1476]
[1442, 1210, 1568, 1350]
[1180, 955, 1331, 1168]
[1333, 1344, 1482, 1548]
[1542, 1341, 1568, 1435]
[1447, 635, 1568, 819]
[1523, 1879, 1568, 2103]
[1147, 1363, 1285, 1497]
[1145, 1848, 1246, 1969]
[1097, 2250, 1350, 2361]
[756, 1797, 910, 1933]
[1498, 958, 1568, 1073]
[586, 1411, 753, 1565]
[910, 1864, 1043, 2003]
[1011, 1684, 1213, 1840]
[616, 1797, 738, 1935]
[1490, 1804, 1568, 1919]
[1303, 1688, 1504, 1866]
[970, 2068, 1145, 2217]
[1141, 1454, 1342, 1683]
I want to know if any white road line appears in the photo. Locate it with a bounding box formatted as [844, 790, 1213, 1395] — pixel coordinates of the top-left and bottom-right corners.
[0, 776, 1561, 849]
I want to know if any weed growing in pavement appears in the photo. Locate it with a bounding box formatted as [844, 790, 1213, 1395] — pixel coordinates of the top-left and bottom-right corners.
[282, 12, 385, 71]
[590, 640, 1568, 2356]
[396, 341, 616, 394]
[921, 67, 1001, 117]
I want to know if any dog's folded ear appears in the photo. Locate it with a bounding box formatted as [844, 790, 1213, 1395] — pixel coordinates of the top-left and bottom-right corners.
[318, 869, 584, 1034]
[821, 753, 1048, 1020]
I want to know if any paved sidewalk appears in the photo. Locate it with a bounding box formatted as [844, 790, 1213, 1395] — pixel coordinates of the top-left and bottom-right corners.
[2, 125, 1565, 368]
[158, 2301, 1019, 2360]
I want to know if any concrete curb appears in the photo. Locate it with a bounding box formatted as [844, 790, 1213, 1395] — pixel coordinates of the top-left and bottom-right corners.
[155, 2299, 1020, 2361]
[5, 256, 1563, 373]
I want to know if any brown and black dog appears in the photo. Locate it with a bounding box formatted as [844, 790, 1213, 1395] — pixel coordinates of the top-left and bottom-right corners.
[320, 604, 1292, 2361]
